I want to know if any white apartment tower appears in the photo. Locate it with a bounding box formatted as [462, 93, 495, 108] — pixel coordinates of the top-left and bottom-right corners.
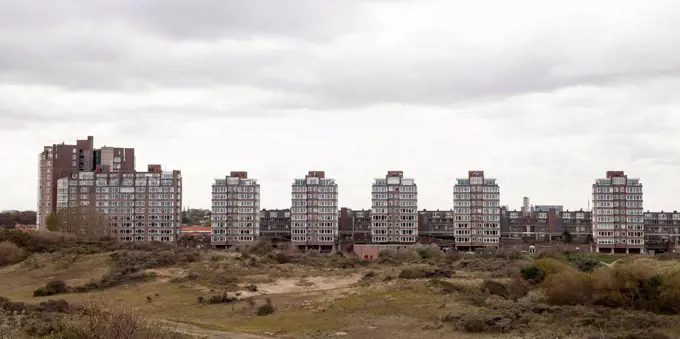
[592, 171, 644, 253]
[290, 171, 339, 250]
[370, 171, 418, 243]
[453, 171, 500, 251]
[211, 171, 260, 248]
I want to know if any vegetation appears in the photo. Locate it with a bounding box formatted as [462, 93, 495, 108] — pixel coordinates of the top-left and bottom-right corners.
[0, 240, 28, 266]
[33, 280, 68, 297]
[0, 210, 36, 228]
[43, 207, 109, 239]
[4, 232, 680, 338]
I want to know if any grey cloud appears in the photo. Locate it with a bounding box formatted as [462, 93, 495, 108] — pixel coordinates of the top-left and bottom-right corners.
[1, 0, 680, 110]
[0, 0, 375, 40]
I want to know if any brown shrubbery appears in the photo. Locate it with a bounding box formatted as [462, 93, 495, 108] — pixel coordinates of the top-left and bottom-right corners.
[533, 260, 680, 314]
[398, 267, 454, 279]
[73, 249, 199, 292]
[33, 280, 69, 297]
[0, 240, 28, 266]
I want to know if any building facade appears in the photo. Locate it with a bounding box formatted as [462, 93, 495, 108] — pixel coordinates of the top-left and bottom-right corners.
[210, 172, 260, 248]
[370, 171, 418, 243]
[55, 164, 181, 242]
[592, 171, 644, 253]
[37, 136, 134, 229]
[453, 171, 500, 250]
[338, 208, 372, 243]
[418, 209, 455, 239]
[561, 210, 593, 239]
[260, 209, 291, 240]
[290, 171, 338, 250]
[502, 208, 592, 242]
[644, 211, 680, 253]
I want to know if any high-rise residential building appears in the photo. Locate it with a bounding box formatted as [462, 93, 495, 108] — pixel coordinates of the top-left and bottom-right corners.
[210, 172, 260, 248]
[453, 171, 500, 251]
[291, 171, 338, 250]
[370, 171, 418, 243]
[37, 136, 135, 229]
[592, 171, 644, 253]
[55, 164, 182, 242]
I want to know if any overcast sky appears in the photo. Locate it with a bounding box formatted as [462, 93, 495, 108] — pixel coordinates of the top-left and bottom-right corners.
[2, 0, 680, 212]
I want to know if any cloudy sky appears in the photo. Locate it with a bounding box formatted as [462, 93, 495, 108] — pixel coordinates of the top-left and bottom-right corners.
[2, 0, 680, 212]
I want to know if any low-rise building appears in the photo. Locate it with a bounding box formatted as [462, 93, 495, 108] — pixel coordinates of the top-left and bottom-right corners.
[418, 209, 455, 241]
[260, 209, 291, 240]
[644, 211, 680, 253]
[338, 208, 371, 244]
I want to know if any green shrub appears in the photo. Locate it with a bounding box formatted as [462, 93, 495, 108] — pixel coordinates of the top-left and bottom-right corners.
[520, 266, 545, 283]
[33, 280, 68, 297]
[257, 298, 275, 316]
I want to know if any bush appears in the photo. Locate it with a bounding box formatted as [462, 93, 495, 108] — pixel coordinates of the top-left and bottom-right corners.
[398, 267, 453, 279]
[74, 269, 156, 292]
[246, 284, 258, 292]
[428, 278, 469, 294]
[60, 301, 189, 338]
[0, 240, 28, 266]
[542, 270, 593, 306]
[33, 280, 68, 297]
[533, 258, 578, 277]
[213, 273, 239, 286]
[204, 293, 237, 304]
[442, 312, 524, 333]
[520, 266, 545, 284]
[274, 252, 292, 264]
[415, 246, 443, 260]
[245, 240, 274, 256]
[444, 250, 462, 263]
[257, 298, 274, 316]
[537, 263, 680, 314]
[481, 280, 508, 298]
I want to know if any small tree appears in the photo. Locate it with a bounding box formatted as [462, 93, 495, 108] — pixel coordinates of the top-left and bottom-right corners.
[562, 230, 573, 244]
[53, 206, 108, 239]
[44, 212, 61, 232]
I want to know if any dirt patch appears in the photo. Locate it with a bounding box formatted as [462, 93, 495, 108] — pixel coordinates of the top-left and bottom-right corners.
[239, 274, 362, 297]
[162, 320, 268, 339]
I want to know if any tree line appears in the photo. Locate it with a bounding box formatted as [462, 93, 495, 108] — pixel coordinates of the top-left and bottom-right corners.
[0, 210, 37, 228]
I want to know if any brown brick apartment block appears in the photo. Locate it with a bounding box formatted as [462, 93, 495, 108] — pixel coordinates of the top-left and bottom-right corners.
[371, 171, 418, 244]
[55, 165, 182, 242]
[290, 171, 338, 250]
[38, 136, 134, 229]
[592, 171, 644, 253]
[453, 171, 500, 251]
[211, 171, 260, 248]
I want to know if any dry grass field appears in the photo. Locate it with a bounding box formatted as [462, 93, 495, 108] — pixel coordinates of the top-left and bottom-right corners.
[2, 230, 680, 339]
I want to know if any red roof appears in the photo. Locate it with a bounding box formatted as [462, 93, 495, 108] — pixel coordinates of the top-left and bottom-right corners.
[181, 226, 211, 233]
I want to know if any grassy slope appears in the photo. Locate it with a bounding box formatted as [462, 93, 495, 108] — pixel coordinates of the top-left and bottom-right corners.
[4, 251, 680, 339]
